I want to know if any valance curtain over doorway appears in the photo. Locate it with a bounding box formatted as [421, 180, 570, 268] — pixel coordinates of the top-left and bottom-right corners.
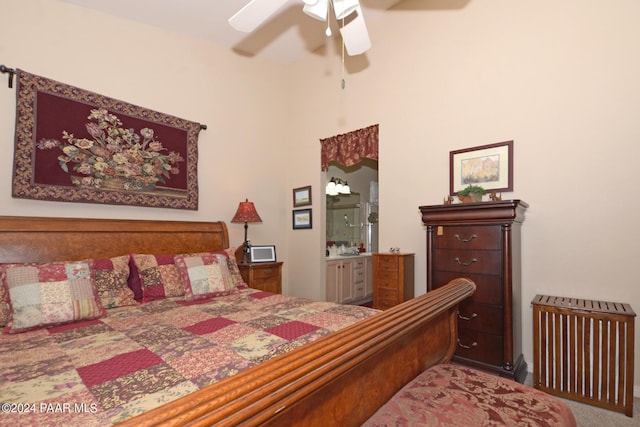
[320, 124, 378, 170]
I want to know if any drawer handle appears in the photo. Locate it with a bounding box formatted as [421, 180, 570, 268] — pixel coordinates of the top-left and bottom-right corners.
[457, 338, 478, 349]
[457, 311, 478, 321]
[455, 257, 478, 267]
[454, 234, 477, 243]
[263, 269, 272, 274]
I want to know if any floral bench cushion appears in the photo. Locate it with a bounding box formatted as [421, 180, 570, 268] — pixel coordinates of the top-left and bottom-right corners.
[363, 363, 577, 427]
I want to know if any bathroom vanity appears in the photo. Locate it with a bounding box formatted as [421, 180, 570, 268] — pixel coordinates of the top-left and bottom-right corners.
[326, 254, 373, 305]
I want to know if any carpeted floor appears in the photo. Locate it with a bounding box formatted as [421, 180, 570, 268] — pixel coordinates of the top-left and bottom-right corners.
[524, 374, 639, 426]
[560, 396, 639, 426]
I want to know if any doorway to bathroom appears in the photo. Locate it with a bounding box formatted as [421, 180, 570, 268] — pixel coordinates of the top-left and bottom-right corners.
[325, 159, 378, 255]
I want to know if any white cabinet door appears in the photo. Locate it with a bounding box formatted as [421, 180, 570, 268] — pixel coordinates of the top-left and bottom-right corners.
[326, 260, 341, 303]
[326, 257, 373, 303]
[339, 260, 354, 303]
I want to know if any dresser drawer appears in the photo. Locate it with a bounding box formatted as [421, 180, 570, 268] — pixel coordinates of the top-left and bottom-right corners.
[376, 287, 398, 300]
[354, 268, 365, 284]
[433, 271, 503, 305]
[457, 301, 503, 335]
[376, 298, 398, 310]
[434, 225, 501, 250]
[253, 267, 279, 279]
[375, 278, 399, 290]
[434, 248, 501, 275]
[375, 269, 398, 282]
[376, 256, 399, 271]
[455, 328, 503, 366]
[252, 277, 280, 294]
[353, 258, 367, 270]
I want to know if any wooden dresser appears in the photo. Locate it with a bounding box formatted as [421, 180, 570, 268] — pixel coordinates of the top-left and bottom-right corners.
[237, 261, 283, 294]
[372, 253, 414, 310]
[419, 200, 528, 383]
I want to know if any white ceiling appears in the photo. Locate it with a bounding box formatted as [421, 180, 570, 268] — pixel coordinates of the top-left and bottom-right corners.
[58, 0, 405, 64]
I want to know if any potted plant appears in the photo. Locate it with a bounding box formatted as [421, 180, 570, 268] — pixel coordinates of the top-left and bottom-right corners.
[457, 184, 486, 203]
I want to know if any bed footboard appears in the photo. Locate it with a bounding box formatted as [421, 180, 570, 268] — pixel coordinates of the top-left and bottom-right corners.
[121, 278, 475, 427]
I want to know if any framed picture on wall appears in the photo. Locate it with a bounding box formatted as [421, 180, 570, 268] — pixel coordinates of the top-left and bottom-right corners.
[292, 208, 312, 229]
[450, 140, 513, 195]
[293, 186, 312, 207]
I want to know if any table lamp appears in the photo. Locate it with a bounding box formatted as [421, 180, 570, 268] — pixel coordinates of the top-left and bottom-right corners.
[231, 198, 262, 263]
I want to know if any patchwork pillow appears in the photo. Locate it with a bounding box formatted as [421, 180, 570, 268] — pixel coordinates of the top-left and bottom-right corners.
[94, 255, 137, 309]
[2, 260, 106, 334]
[224, 247, 249, 289]
[174, 252, 240, 301]
[130, 254, 184, 303]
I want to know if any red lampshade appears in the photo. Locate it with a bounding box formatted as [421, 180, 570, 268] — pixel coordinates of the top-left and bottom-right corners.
[231, 199, 262, 223]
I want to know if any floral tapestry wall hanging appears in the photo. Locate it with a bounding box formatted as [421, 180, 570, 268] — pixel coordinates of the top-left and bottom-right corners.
[11, 70, 204, 210]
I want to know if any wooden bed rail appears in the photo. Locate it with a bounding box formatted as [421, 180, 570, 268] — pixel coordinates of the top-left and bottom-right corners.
[120, 278, 476, 427]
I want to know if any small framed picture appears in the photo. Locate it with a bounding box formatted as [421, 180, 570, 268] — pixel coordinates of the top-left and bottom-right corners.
[250, 245, 276, 263]
[450, 140, 513, 195]
[292, 208, 312, 229]
[293, 185, 312, 207]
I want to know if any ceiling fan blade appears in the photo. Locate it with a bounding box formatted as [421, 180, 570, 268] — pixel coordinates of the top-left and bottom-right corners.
[339, 6, 371, 55]
[332, 0, 360, 20]
[228, 0, 290, 33]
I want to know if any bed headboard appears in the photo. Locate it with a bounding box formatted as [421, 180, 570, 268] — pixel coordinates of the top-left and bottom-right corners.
[0, 216, 230, 263]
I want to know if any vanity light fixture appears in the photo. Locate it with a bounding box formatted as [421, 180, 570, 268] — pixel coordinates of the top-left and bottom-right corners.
[326, 177, 351, 195]
[341, 180, 351, 194]
[326, 178, 338, 195]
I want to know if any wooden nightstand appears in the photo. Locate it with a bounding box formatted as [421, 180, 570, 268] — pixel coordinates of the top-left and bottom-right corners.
[237, 261, 283, 294]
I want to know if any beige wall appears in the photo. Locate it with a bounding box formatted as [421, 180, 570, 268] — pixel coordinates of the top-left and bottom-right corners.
[286, 0, 640, 391]
[0, 0, 291, 271]
[2, 0, 639, 391]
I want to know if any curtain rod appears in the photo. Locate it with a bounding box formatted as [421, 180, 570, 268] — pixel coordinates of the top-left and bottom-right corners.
[0, 64, 16, 88]
[1, 64, 207, 130]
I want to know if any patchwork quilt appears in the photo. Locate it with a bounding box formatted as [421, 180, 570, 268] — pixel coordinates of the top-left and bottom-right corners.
[0, 288, 377, 426]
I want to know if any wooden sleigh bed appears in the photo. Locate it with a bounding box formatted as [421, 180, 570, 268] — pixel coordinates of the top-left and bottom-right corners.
[0, 215, 476, 426]
[1, 215, 578, 426]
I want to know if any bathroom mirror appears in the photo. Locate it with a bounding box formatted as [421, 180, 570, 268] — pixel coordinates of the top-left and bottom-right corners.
[326, 193, 361, 250]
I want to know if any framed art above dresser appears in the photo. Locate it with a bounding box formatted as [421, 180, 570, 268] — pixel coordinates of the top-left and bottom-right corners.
[419, 200, 528, 383]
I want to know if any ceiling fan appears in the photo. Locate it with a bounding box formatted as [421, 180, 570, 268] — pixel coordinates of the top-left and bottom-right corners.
[228, 0, 371, 56]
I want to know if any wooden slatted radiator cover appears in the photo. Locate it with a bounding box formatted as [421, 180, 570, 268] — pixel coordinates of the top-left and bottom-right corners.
[532, 294, 636, 417]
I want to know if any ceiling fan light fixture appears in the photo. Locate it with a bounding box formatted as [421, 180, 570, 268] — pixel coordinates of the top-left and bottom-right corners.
[302, 0, 329, 21]
[333, 0, 360, 20]
[229, 0, 371, 56]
